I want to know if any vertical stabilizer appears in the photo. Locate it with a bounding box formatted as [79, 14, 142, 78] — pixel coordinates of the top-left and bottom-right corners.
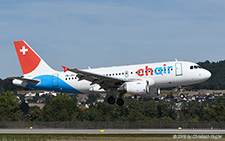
[13, 41, 55, 77]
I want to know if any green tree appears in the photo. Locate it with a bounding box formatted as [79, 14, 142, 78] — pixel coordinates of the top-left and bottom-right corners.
[29, 108, 43, 122]
[142, 100, 157, 120]
[42, 94, 81, 121]
[126, 109, 144, 121]
[0, 91, 23, 121]
[156, 101, 170, 118]
[87, 94, 100, 104]
[192, 60, 225, 90]
[19, 100, 30, 115]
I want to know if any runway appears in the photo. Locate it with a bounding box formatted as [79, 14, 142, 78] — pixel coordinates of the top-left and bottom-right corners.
[0, 129, 225, 134]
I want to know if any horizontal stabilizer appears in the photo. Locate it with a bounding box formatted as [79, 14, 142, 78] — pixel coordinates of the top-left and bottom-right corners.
[9, 77, 40, 85]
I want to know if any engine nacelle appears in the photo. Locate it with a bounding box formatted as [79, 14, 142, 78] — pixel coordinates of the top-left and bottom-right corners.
[125, 81, 148, 95]
[120, 79, 160, 97]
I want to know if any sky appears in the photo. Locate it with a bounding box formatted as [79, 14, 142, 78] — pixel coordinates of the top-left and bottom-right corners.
[1, 0, 225, 79]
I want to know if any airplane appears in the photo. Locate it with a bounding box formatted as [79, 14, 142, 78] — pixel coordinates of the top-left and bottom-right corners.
[12, 40, 211, 105]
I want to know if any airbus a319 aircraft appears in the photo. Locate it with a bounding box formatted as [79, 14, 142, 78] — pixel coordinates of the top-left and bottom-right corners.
[12, 41, 211, 105]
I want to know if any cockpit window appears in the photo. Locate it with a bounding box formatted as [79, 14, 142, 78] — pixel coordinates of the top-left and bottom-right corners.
[190, 65, 202, 70]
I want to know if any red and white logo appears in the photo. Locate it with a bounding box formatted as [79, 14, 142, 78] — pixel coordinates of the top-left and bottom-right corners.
[20, 46, 28, 55]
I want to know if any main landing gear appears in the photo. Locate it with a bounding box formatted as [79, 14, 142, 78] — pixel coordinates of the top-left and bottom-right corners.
[107, 96, 116, 104]
[116, 98, 124, 106]
[107, 95, 124, 106]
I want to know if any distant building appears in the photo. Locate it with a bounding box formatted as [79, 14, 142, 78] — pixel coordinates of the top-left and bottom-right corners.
[96, 98, 104, 103]
[39, 91, 57, 97]
[25, 92, 36, 97]
[77, 94, 88, 104]
[24, 92, 36, 101]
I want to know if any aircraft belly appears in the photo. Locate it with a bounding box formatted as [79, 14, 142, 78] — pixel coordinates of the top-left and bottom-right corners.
[67, 80, 91, 93]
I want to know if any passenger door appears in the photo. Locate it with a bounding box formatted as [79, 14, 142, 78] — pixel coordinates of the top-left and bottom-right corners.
[175, 63, 183, 76]
[52, 74, 59, 87]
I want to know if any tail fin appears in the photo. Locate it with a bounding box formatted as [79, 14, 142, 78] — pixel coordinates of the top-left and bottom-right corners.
[13, 40, 55, 77]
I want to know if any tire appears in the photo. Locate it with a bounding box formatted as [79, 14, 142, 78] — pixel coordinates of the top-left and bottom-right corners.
[116, 98, 124, 106]
[107, 96, 115, 104]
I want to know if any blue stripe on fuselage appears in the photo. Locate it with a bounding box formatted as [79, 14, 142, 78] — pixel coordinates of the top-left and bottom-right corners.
[26, 75, 83, 94]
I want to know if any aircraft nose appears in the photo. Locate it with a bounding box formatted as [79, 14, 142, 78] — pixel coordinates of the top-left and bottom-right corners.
[203, 69, 211, 80]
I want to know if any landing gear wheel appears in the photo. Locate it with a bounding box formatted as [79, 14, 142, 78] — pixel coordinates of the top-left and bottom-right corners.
[107, 96, 115, 104]
[116, 98, 124, 106]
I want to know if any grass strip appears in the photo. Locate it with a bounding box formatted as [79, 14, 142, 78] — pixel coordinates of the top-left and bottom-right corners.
[0, 134, 224, 141]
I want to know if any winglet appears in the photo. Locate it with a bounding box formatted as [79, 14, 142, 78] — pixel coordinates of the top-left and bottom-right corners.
[62, 66, 69, 72]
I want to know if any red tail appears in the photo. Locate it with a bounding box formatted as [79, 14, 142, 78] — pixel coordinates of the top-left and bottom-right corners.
[14, 41, 41, 75]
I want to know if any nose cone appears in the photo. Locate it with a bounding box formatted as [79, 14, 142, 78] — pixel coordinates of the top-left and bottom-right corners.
[203, 69, 211, 81]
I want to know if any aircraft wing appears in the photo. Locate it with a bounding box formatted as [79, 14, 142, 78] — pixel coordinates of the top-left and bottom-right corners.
[68, 68, 125, 90]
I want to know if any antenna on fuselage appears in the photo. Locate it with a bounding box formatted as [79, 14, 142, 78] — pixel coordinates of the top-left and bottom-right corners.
[175, 58, 178, 62]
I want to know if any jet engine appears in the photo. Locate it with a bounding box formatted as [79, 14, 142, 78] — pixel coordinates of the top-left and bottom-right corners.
[118, 79, 160, 97]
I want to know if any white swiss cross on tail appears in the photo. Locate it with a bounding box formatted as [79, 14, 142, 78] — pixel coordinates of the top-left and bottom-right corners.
[20, 46, 28, 55]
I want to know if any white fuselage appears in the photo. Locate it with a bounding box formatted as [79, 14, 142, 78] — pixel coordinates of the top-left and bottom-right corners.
[39, 61, 211, 94]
